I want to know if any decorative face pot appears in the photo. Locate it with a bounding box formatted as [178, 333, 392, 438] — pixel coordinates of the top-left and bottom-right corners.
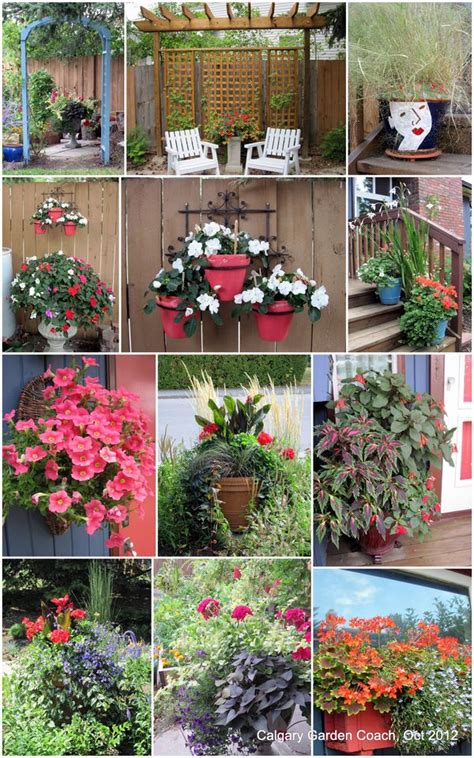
[380, 99, 448, 158]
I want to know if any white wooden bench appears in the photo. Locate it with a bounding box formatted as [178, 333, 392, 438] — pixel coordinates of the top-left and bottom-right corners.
[165, 128, 220, 175]
[244, 128, 301, 175]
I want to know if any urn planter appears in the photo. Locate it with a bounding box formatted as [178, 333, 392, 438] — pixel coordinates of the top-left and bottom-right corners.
[48, 207, 63, 223]
[324, 705, 395, 755]
[63, 222, 77, 237]
[204, 254, 250, 301]
[65, 119, 82, 149]
[381, 99, 449, 159]
[377, 278, 402, 305]
[253, 300, 295, 342]
[34, 221, 48, 235]
[358, 525, 399, 563]
[433, 318, 448, 345]
[156, 295, 197, 339]
[225, 136, 243, 174]
[217, 476, 257, 531]
[38, 321, 78, 352]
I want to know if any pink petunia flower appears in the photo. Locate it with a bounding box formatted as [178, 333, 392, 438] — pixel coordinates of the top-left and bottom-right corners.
[24, 446, 48, 463]
[45, 459, 59, 481]
[105, 532, 125, 549]
[48, 490, 72, 513]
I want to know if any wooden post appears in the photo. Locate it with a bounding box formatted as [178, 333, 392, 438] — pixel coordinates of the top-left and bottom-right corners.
[153, 33, 163, 155]
[303, 29, 310, 158]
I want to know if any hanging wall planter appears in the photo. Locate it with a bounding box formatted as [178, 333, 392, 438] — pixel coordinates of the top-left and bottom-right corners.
[324, 704, 394, 754]
[380, 98, 449, 160]
[33, 221, 48, 235]
[217, 476, 257, 531]
[156, 295, 198, 339]
[204, 254, 251, 301]
[48, 207, 64, 223]
[63, 222, 77, 237]
[253, 300, 295, 341]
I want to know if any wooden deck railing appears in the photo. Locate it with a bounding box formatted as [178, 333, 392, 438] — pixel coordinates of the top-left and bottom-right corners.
[348, 207, 465, 349]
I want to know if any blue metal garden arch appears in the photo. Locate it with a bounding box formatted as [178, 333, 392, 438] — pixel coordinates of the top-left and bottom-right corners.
[21, 16, 111, 164]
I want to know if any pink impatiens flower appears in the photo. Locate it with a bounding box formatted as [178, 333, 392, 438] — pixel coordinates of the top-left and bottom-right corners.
[48, 490, 72, 513]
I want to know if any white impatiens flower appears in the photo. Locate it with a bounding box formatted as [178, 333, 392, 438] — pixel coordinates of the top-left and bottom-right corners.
[205, 238, 221, 255]
[185, 307, 194, 317]
[272, 263, 284, 276]
[242, 287, 264, 304]
[109, 294, 115, 301]
[67, 269, 75, 275]
[29, 287, 35, 297]
[311, 285, 329, 309]
[152, 280, 162, 289]
[248, 239, 261, 255]
[19, 282, 26, 290]
[234, 293, 243, 304]
[277, 280, 292, 296]
[79, 218, 88, 226]
[187, 240, 204, 258]
[203, 221, 220, 237]
[57, 251, 64, 256]
[196, 293, 220, 314]
[172, 258, 184, 273]
[221, 226, 232, 237]
[292, 280, 307, 296]
[30, 311, 37, 319]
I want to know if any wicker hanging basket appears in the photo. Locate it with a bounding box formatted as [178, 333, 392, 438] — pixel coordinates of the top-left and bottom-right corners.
[17, 375, 71, 537]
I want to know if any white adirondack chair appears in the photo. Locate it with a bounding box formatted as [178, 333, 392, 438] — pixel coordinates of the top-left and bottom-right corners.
[165, 128, 220, 175]
[244, 128, 301, 175]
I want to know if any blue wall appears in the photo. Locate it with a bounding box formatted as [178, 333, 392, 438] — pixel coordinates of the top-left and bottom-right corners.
[3, 355, 109, 557]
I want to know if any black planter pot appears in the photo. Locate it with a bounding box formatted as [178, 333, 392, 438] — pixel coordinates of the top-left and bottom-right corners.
[379, 99, 449, 157]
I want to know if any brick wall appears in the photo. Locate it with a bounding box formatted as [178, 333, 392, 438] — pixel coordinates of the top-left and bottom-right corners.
[405, 177, 465, 239]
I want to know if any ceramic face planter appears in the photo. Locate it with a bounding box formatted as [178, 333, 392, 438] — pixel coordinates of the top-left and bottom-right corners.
[381, 99, 448, 158]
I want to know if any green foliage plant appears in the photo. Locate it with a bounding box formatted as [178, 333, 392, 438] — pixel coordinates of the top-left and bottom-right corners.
[320, 124, 346, 162]
[127, 127, 150, 166]
[195, 394, 271, 441]
[400, 277, 459, 348]
[358, 251, 401, 287]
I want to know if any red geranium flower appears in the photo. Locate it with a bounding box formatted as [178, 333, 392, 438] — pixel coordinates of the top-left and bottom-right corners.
[199, 423, 219, 440]
[49, 629, 70, 644]
[257, 432, 273, 446]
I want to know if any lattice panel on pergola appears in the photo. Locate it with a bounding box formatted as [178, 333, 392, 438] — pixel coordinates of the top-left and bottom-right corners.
[199, 49, 263, 129]
[163, 49, 195, 129]
[267, 48, 300, 129]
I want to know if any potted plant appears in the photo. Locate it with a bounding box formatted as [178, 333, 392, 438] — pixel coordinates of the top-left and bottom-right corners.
[233, 264, 329, 342]
[349, 3, 471, 159]
[144, 257, 222, 339]
[20, 595, 87, 644]
[50, 90, 91, 149]
[56, 210, 88, 236]
[3, 111, 23, 162]
[205, 110, 261, 174]
[9, 251, 115, 351]
[401, 275, 459, 347]
[42, 197, 71, 223]
[31, 207, 53, 235]
[357, 251, 402, 304]
[2, 359, 154, 546]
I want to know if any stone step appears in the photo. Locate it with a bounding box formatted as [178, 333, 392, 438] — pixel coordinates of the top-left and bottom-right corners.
[348, 302, 404, 333]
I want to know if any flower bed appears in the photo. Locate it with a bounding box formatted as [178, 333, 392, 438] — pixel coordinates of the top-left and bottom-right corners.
[3, 359, 154, 551]
[155, 560, 311, 755]
[3, 594, 151, 755]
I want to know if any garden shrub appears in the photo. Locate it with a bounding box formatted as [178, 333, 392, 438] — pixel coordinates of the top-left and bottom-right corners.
[158, 355, 308, 390]
[127, 127, 150, 166]
[320, 124, 346, 162]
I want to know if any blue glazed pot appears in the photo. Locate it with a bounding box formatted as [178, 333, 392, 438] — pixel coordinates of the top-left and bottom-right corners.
[3, 145, 23, 162]
[380, 99, 449, 153]
[377, 278, 402, 305]
[433, 319, 448, 345]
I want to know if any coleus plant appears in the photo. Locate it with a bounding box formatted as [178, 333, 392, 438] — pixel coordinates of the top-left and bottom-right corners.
[327, 369, 456, 472]
[21, 594, 86, 644]
[10, 251, 115, 332]
[232, 264, 329, 321]
[194, 393, 272, 442]
[2, 359, 154, 550]
[314, 418, 440, 547]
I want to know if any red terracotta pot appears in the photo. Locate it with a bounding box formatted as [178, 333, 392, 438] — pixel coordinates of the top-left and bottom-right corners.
[358, 525, 398, 558]
[48, 208, 63, 223]
[63, 222, 77, 237]
[204, 254, 250, 301]
[156, 295, 197, 339]
[324, 705, 395, 755]
[253, 300, 295, 342]
[34, 220, 47, 235]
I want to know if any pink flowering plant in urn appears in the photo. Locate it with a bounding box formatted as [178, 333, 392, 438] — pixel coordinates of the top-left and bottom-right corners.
[2, 359, 155, 550]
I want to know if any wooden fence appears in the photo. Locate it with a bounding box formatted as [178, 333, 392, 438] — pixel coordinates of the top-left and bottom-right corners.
[2, 180, 119, 327]
[128, 57, 345, 150]
[28, 55, 124, 112]
[122, 177, 346, 353]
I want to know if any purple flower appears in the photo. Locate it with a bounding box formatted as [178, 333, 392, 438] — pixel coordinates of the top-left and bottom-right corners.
[45, 309, 53, 318]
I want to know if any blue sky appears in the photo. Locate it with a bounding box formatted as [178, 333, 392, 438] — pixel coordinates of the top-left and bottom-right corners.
[313, 569, 470, 622]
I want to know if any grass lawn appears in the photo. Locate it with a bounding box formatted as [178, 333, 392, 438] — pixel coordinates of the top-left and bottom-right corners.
[3, 167, 122, 176]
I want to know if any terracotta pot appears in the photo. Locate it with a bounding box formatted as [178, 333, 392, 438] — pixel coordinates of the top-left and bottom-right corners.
[156, 295, 197, 339]
[324, 705, 394, 755]
[217, 476, 257, 531]
[63, 222, 77, 237]
[253, 300, 295, 342]
[358, 524, 398, 558]
[204, 254, 250, 301]
[48, 208, 63, 223]
[34, 220, 47, 235]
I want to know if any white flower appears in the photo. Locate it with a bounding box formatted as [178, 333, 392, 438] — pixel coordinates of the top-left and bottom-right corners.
[311, 285, 329, 309]
[30, 310, 37, 319]
[292, 280, 307, 296]
[248, 239, 261, 256]
[19, 282, 26, 290]
[68, 269, 75, 275]
[185, 307, 194, 317]
[221, 226, 232, 237]
[366, 212, 375, 220]
[172, 258, 184, 274]
[194, 224, 202, 234]
[35, 278, 40, 284]
[11, 295, 17, 303]
[57, 251, 64, 256]
[205, 238, 221, 255]
[187, 240, 204, 258]
[29, 287, 35, 296]
[277, 280, 292, 296]
[185, 232, 194, 242]
[27, 256, 37, 262]
[196, 293, 220, 314]
[272, 263, 284, 276]
[426, 203, 434, 210]
[203, 221, 220, 237]
[79, 218, 87, 226]
[390, 187, 397, 195]
[234, 293, 243, 304]
[242, 287, 264, 304]
[152, 280, 162, 289]
[109, 294, 115, 301]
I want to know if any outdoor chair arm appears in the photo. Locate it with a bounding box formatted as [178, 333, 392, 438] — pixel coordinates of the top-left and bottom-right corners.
[284, 144, 301, 154]
[165, 146, 178, 156]
[244, 141, 265, 150]
[201, 141, 219, 150]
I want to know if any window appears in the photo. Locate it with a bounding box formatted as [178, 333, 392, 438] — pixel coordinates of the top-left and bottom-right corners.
[353, 177, 403, 216]
[332, 354, 396, 396]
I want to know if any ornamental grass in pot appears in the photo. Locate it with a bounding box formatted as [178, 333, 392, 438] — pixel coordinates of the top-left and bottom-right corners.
[349, 2, 471, 159]
[9, 251, 115, 351]
[233, 264, 329, 342]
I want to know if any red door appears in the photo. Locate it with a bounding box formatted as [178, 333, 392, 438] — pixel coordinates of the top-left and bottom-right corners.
[112, 355, 156, 555]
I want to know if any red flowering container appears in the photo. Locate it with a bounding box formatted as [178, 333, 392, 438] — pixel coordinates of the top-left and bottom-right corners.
[324, 705, 394, 755]
[204, 254, 250, 301]
[358, 525, 398, 559]
[253, 300, 295, 342]
[157, 295, 197, 339]
[34, 221, 47, 235]
[63, 222, 77, 237]
[48, 208, 63, 223]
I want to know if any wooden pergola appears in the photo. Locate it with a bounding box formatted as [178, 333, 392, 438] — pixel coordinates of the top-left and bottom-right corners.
[134, 3, 328, 156]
